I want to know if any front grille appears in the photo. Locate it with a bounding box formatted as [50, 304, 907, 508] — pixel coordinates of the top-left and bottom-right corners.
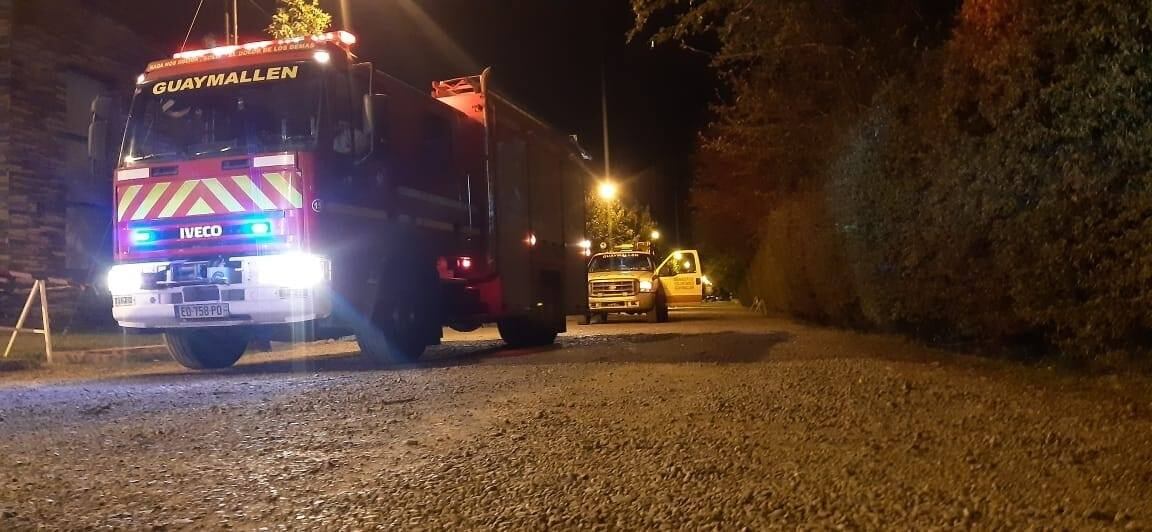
[183, 285, 221, 302]
[222, 289, 246, 301]
[590, 279, 637, 297]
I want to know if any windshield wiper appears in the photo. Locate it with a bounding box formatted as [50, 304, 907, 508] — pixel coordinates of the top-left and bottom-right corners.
[125, 151, 179, 163]
[192, 146, 236, 158]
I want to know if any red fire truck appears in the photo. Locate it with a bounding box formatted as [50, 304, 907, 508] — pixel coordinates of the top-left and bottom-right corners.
[93, 31, 588, 369]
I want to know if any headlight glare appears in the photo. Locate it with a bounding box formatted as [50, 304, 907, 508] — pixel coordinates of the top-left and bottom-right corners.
[250, 254, 329, 288]
[107, 265, 144, 295]
[639, 280, 654, 293]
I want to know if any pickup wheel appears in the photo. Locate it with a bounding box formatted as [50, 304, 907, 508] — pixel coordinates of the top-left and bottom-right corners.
[164, 329, 248, 369]
[356, 262, 440, 364]
[647, 292, 670, 323]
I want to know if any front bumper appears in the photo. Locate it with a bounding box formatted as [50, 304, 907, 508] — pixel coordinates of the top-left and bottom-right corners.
[588, 292, 655, 314]
[112, 285, 332, 329]
[109, 254, 332, 329]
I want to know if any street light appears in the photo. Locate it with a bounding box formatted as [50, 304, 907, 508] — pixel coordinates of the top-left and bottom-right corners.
[597, 180, 619, 248]
[598, 180, 618, 201]
[650, 230, 660, 241]
[579, 239, 592, 257]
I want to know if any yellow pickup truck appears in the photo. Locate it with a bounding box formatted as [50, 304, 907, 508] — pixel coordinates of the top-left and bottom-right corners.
[585, 249, 704, 323]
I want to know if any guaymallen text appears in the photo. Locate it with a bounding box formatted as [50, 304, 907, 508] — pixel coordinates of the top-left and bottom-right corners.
[151, 66, 299, 95]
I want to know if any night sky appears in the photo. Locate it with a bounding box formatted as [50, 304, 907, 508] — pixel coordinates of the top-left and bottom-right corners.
[89, 0, 715, 244]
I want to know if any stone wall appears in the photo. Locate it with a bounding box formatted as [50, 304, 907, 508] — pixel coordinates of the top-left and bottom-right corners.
[0, 0, 154, 326]
[0, 0, 12, 273]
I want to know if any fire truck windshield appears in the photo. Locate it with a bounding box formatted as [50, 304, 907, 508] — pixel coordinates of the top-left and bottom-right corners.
[122, 63, 320, 164]
[588, 254, 655, 273]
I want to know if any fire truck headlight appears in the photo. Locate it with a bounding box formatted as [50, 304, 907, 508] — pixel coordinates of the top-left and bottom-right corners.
[313, 50, 331, 64]
[639, 280, 654, 293]
[251, 254, 330, 289]
[107, 265, 145, 295]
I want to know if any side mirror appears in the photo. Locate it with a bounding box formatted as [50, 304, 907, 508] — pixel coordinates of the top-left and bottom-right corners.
[362, 93, 374, 133]
[354, 92, 374, 163]
[371, 94, 388, 148]
[350, 62, 375, 162]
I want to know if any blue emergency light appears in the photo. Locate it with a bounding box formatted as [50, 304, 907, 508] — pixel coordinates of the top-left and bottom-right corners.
[130, 230, 154, 243]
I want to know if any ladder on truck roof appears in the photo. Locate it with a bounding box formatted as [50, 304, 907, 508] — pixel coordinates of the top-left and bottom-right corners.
[432, 75, 481, 98]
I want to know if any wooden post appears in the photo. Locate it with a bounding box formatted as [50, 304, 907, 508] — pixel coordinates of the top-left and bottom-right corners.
[3, 281, 40, 359]
[39, 281, 52, 363]
[2, 281, 52, 361]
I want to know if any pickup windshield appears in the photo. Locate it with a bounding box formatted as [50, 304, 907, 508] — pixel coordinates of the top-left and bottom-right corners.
[121, 63, 320, 163]
[588, 254, 655, 273]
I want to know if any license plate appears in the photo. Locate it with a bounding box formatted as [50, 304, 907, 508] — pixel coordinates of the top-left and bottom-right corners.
[175, 303, 230, 319]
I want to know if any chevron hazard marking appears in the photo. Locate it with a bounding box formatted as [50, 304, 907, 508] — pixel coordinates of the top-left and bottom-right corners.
[132, 182, 171, 221]
[231, 175, 277, 210]
[116, 170, 307, 221]
[264, 172, 303, 208]
[117, 185, 143, 222]
[202, 178, 245, 213]
[186, 198, 214, 216]
[158, 180, 198, 219]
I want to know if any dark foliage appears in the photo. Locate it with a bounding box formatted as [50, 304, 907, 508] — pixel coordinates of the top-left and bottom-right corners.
[635, 0, 1152, 363]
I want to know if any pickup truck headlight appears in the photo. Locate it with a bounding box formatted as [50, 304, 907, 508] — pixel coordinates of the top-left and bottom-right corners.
[639, 280, 654, 293]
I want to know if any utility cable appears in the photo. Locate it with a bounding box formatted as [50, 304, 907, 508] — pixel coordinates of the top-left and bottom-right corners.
[180, 0, 207, 51]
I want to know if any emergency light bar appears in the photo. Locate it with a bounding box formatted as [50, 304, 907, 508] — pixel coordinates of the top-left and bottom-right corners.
[173, 31, 357, 60]
[146, 31, 358, 73]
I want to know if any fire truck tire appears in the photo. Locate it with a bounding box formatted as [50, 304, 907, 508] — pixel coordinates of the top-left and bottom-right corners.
[356, 262, 440, 364]
[164, 329, 248, 369]
[497, 318, 559, 348]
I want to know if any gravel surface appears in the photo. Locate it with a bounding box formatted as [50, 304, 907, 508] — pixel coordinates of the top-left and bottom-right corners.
[0, 304, 1149, 529]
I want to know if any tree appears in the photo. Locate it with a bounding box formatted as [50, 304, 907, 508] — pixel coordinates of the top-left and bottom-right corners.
[267, 0, 332, 39]
[631, 0, 937, 321]
[586, 192, 657, 252]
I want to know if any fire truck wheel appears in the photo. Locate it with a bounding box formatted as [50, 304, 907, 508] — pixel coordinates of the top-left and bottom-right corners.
[164, 329, 248, 369]
[356, 262, 439, 364]
[497, 318, 559, 348]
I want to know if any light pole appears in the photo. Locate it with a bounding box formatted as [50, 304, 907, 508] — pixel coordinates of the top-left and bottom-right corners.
[598, 180, 618, 248]
[339, 0, 353, 32]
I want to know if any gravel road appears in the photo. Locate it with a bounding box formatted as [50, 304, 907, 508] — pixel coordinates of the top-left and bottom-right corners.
[1, 304, 1149, 529]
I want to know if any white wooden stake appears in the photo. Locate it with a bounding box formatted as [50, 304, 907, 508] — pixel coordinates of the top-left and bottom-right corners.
[39, 281, 52, 363]
[3, 281, 53, 362]
[3, 281, 40, 359]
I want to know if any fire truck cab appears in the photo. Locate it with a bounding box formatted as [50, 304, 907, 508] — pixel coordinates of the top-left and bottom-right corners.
[95, 32, 588, 369]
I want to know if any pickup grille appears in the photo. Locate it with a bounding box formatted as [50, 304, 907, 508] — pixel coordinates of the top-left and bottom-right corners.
[590, 279, 637, 297]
